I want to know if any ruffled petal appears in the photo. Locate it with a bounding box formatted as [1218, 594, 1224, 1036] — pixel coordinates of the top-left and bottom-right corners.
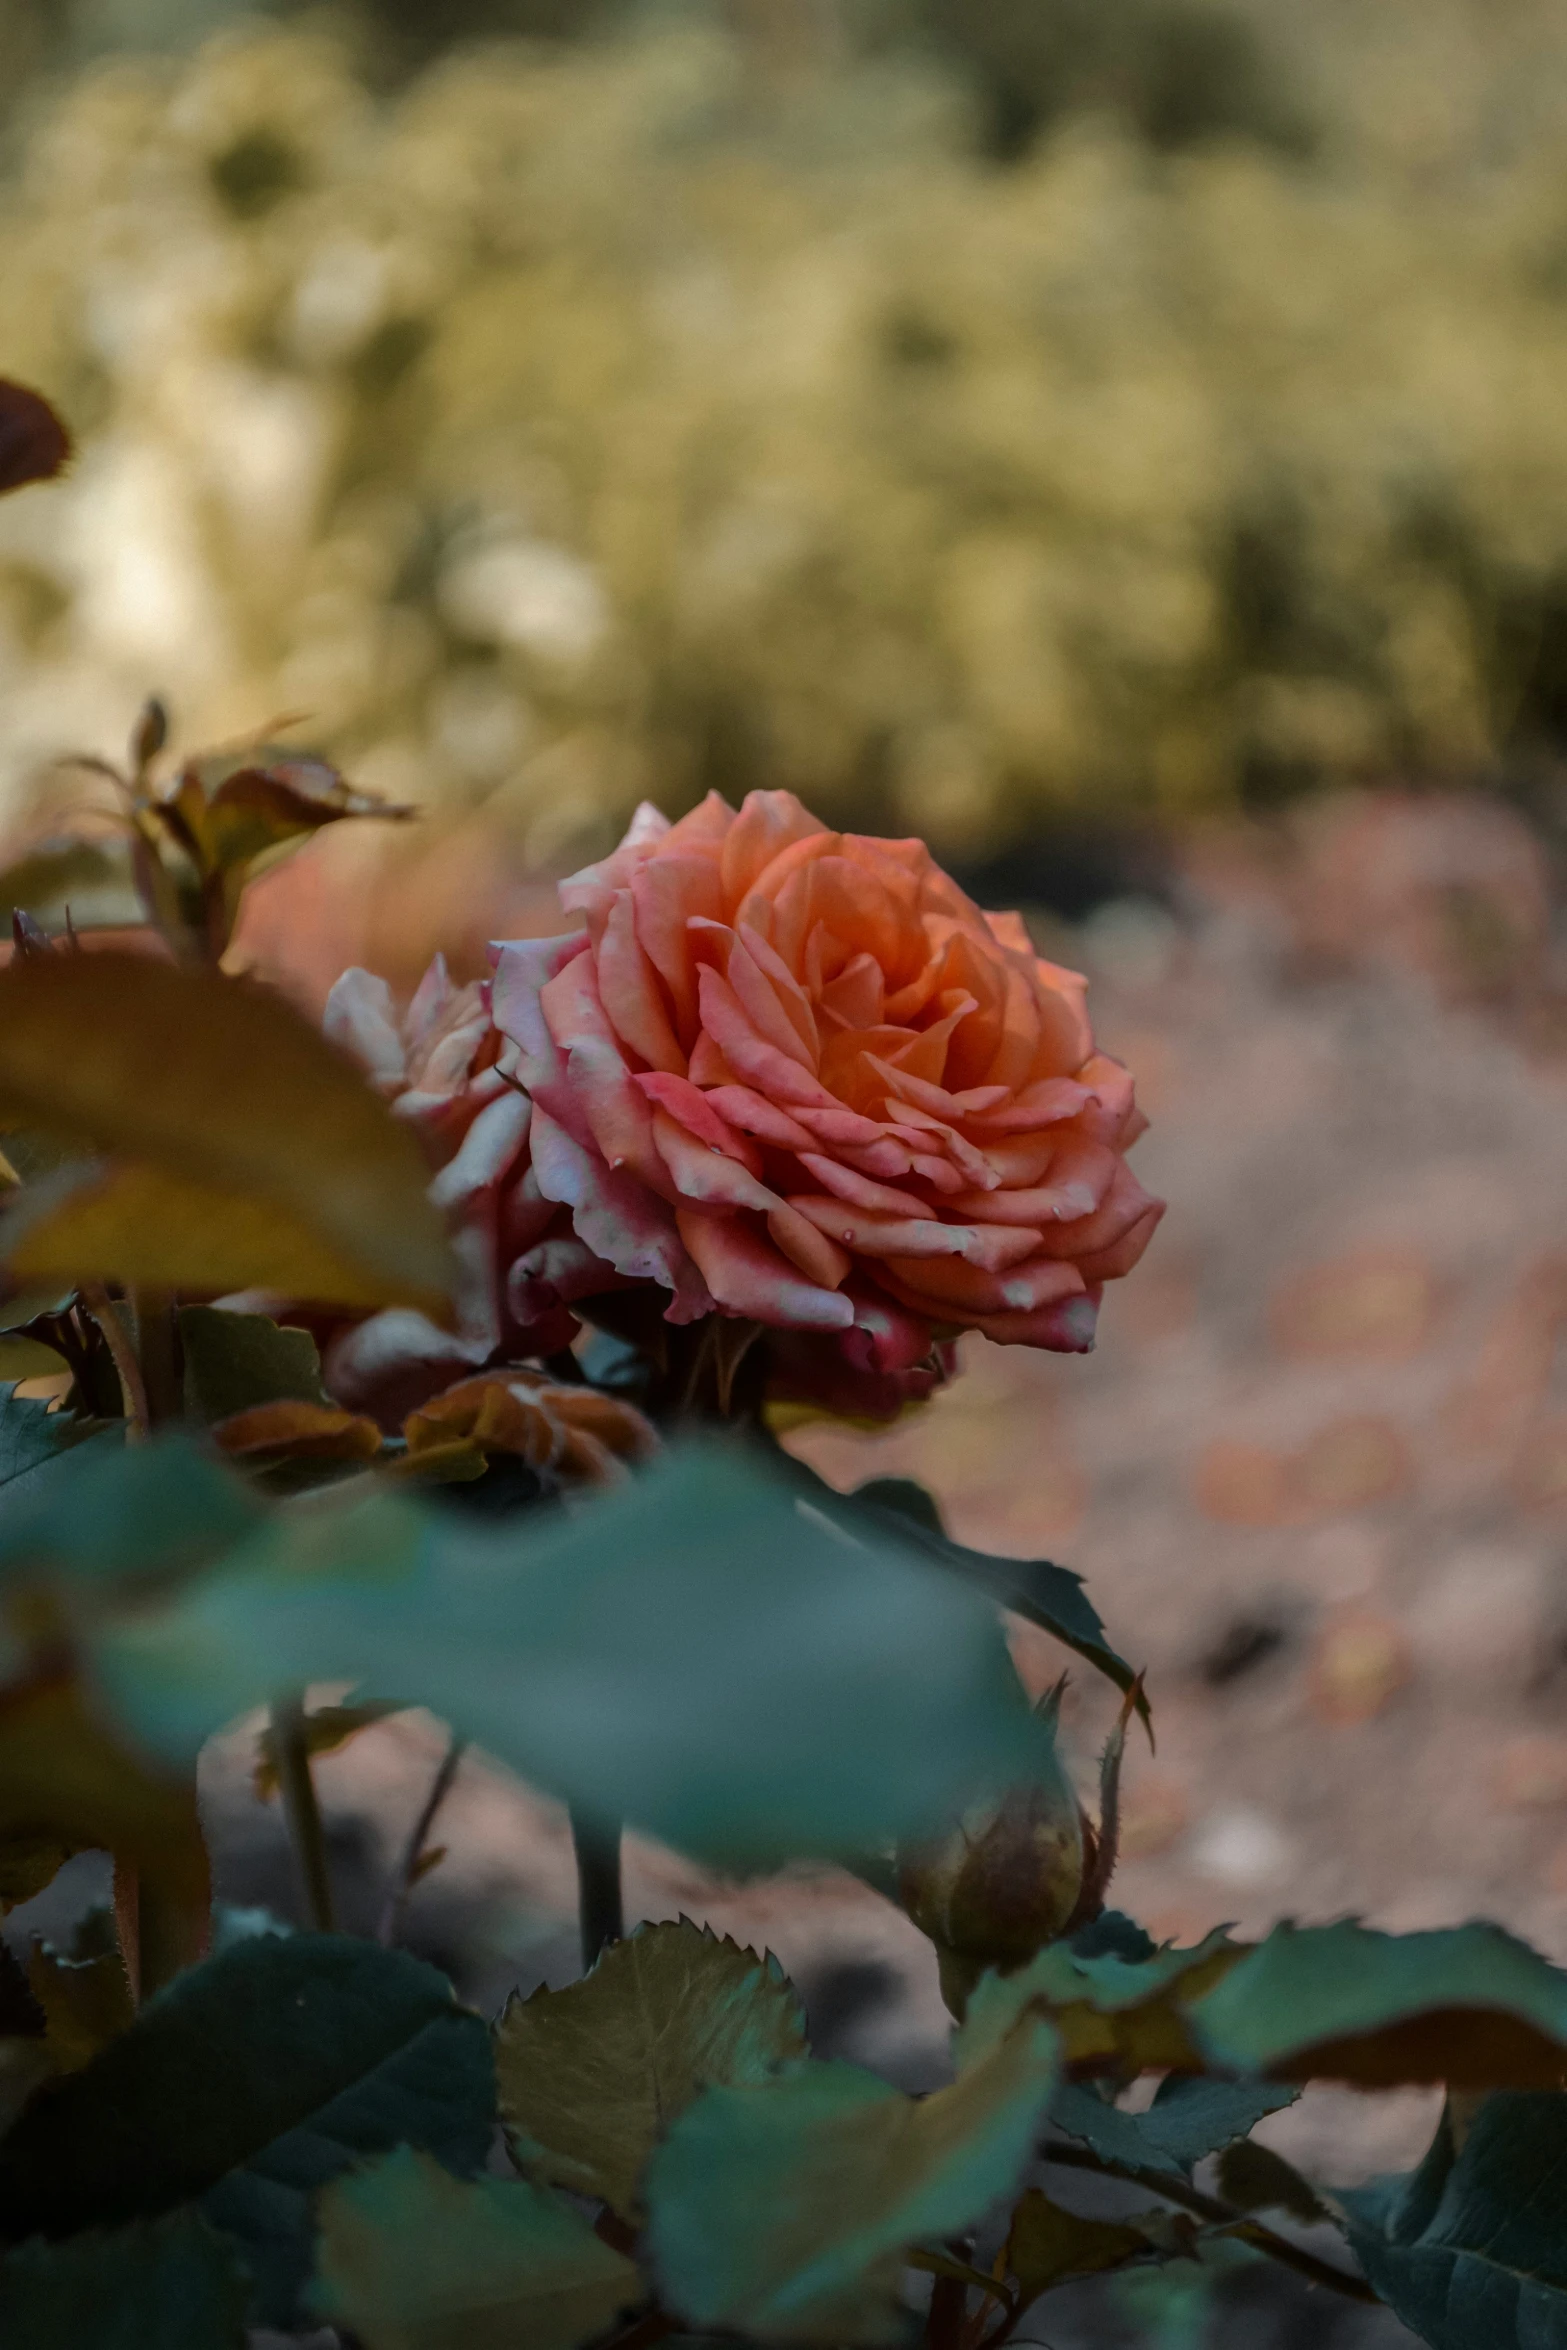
[676, 1205, 855, 1330]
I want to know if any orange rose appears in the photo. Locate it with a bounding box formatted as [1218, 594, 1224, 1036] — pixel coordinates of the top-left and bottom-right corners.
[491, 791, 1161, 1378]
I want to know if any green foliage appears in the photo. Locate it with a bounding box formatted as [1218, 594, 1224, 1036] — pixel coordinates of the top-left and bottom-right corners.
[1190, 1919, 1567, 2089]
[87, 1440, 1046, 1867]
[1345, 2094, 1567, 2347]
[1004, 2185, 1173, 2306]
[812, 1471, 1145, 1718]
[0, 2211, 250, 2350]
[644, 2020, 1059, 2342]
[0, 1932, 494, 2326]
[314, 2146, 642, 2350]
[496, 1918, 809, 2220]
[177, 1304, 327, 1425]
[1049, 2076, 1297, 2181]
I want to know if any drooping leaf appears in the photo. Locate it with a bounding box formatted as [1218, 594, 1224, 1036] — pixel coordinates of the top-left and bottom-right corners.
[1004, 2186, 1171, 2308]
[645, 2022, 1059, 2343]
[0, 1932, 494, 2328]
[90, 1440, 1047, 1869]
[496, 1918, 808, 2219]
[805, 1470, 1145, 1722]
[177, 1306, 327, 1425]
[313, 2145, 641, 2350]
[958, 1931, 1244, 2076]
[0, 382, 71, 496]
[1343, 2093, 1567, 2348]
[1049, 2075, 1297, 2181]
[1191, 1920, 1567, 2088]
[0, 2212, 249, 2350]
[0, 954, 453, 1311]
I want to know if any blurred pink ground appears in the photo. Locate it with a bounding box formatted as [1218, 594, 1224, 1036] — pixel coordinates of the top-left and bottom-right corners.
[208, 786, 1567, 2185]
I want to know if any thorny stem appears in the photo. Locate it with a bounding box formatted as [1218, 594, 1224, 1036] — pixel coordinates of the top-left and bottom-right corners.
[80, 1282, 149, 1441]
[379, 1733, 467, 1946]
[129, 1286, 181, 1426]
[1039, 2141, 1379, 2308]
[271, 1693, 337, 1934]
[571, 1805, 624, 1972]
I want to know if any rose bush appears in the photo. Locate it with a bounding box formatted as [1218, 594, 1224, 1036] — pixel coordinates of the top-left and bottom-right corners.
[490, 790, 1163, 1400]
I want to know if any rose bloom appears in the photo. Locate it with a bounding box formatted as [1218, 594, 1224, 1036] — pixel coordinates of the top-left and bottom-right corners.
[491, 790, 1162, 1399]
[318, 954, 621, 1422]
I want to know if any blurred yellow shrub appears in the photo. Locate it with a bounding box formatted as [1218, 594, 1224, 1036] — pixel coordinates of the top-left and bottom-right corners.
[3, 9, 1567, 857]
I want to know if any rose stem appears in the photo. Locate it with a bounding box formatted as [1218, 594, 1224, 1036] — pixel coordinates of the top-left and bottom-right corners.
[571, 1805, 623, 1971]
[1039, 2142, 1378, 2306]
[271, 1692, 337, 1934]
[80, 1282, 150, 1441]
[379, 1732, 467, 1946]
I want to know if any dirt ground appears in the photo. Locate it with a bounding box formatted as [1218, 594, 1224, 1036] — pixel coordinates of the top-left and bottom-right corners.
[23, 785, 1567, 2345]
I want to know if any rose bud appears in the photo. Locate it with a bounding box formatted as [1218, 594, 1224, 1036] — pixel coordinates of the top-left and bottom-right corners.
[896, 1675, 1144, 2015]
[896, 1730, 1086, 2018]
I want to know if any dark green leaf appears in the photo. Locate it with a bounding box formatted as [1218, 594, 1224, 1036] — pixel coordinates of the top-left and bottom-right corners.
[0, 1432, 261, 1594]
[1004, 2185, 1169, 2307]
[645, 2022, 1058, 2343]
[0, 2212, 249, 2349]
[822, 1471, 1145, 1721]
[313, 2144, 641, 2350]
[177, 1306, 327, 1426]
[496, 1918, 808, 2219]
[1191, 1920, 1567, 2088]
[0, 1382, 107, 1496]
[0, 1933, 494, 2329]
[91, 1441, 1046, 1869]
[1344, 2093, 1567, 2347]
[1049, 2076, 1297, 2181]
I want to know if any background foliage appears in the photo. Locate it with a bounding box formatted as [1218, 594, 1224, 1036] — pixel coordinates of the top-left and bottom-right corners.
[3, 1, 1567, 865]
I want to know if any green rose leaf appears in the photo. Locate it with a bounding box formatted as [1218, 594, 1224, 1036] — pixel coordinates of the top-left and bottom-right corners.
[177, 1305, 328, 1426]
[0, 1933, 494, 2330]
[824, 1473, 1146, 1723]
[1191, 1920, 1567, 2088]
[645, 2020, 1059, 2343]
[1343, 2093, 1567, 2347]
[1049, 2075, 1297, 2181]
[89, 1439, 1047, 1869]
[1004, 2186, 1172, 2309]
[0, 1433, 262, 1596]
[0, 2212, 250, 2350]
[313, 2145, 641, 2350]
[496, 1917, 808, 2219]
[0, 1381, 116, 1522]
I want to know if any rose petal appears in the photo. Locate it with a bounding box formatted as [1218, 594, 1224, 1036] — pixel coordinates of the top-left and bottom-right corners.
[635, 1070, 763, 1172]
[323, 967, 406, 1093]
[696, 963, 839, 1108]
[530, 1104, 711, 1321]
[703, 1084, 819, 1152]
[598, 889, 686, 1075]
[676, 1205, 855, 1330]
